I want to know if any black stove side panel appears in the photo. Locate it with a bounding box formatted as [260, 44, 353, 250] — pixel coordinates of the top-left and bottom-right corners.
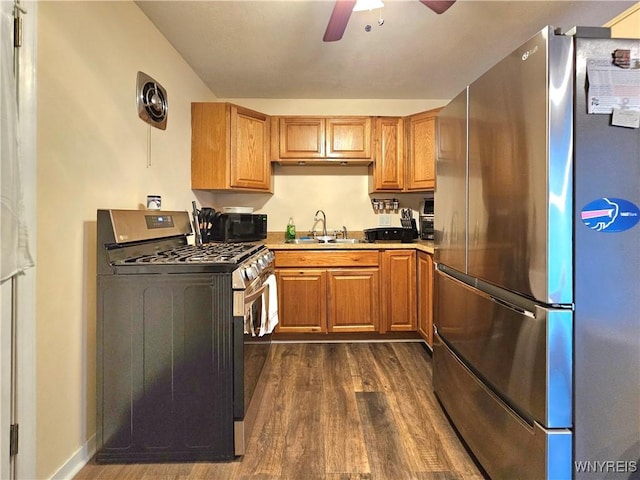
[97, 210, 117, 275]
[96, 273, 235, 462]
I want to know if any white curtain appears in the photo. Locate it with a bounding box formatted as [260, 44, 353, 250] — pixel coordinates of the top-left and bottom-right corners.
[0, 8, 33, 282]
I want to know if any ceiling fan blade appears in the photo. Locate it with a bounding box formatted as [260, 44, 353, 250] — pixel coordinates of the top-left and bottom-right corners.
[323, 0, 357, 42]
[419, 0, 456, 14]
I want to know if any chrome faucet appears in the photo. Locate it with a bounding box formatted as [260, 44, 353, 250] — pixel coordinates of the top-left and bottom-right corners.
[314, 210, 328, 237]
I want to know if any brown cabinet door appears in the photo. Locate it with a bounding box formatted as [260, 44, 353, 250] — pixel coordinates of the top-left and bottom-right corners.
[275, 269, 327, 333]
[381, 250, 417, 332]
[406, 109, 441, 191]
[327, 268, 379, 332]
[230, 105, 271, 190]
[325, 117, 372, 159]
[278, 117, 325, 158]
[191, 102, 228, 190]
[370, 117, 404, 191]
[417, 252, 434, 346]
[191, 102, 271, 191]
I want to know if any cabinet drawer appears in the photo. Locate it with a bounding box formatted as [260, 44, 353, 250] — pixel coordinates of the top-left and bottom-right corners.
[274, 250, 379, 268]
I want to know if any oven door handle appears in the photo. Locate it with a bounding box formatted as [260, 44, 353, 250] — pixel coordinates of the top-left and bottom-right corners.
[243, 284, 267, 306]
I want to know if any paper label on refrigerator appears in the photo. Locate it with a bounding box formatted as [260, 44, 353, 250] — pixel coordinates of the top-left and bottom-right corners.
[580, 198, 640, 232]
[586, 58, 640, 114]
[611, 107, 640, 128]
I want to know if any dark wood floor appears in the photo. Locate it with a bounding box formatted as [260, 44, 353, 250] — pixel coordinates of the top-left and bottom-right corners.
[76, 342, 485, 479]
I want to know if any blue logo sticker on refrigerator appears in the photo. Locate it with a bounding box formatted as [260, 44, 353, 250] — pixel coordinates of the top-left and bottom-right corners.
[581, 198, 640, 232]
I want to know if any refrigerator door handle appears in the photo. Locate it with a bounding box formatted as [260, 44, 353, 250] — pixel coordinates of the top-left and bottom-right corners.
[490, 296, 535, 318]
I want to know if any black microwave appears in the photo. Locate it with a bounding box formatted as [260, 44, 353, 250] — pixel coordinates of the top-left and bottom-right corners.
[205, 213, 267, 243]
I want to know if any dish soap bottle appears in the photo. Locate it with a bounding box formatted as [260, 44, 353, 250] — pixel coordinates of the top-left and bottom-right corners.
[286, 217, 296, 240]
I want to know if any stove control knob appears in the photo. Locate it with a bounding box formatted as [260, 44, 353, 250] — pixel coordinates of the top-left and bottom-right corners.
[252, 265, 260, 278]
[242, 268, 251, 281]
[244, 265, 258, 280]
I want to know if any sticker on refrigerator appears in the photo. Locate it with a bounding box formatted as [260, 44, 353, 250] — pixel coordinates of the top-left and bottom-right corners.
[581, 198, 640, 232]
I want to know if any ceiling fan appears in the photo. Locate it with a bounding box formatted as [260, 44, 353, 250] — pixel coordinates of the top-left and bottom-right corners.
[323, 0, 455, 42]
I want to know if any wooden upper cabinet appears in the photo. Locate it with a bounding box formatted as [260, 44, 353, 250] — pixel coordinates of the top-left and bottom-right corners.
[405, 108, 442, 191]
[369, 116, 404, 192]
[369, 109, 441, 193]
[277, 117, 325, 159]
[273, 116, 372, 163]
[325, 117, 372, 159]
[191, 103, 271, 192]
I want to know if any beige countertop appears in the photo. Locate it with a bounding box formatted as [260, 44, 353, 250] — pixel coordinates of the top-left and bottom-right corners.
[265, 232, 435, 255]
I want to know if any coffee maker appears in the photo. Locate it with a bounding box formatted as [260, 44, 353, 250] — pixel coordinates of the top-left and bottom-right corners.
[418, 194, 434, 241]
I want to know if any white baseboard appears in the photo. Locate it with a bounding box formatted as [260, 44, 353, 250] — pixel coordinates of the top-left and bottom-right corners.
[49, 434, 95, 480]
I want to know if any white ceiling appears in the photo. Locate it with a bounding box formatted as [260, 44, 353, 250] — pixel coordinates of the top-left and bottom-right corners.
[135, 0, 635, 100]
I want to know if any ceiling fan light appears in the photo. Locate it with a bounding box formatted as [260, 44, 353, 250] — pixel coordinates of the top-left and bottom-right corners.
[353, 0, 384, 12]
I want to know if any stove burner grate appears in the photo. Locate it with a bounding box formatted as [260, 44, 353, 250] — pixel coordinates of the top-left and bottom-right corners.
[121, 242, 263, 266]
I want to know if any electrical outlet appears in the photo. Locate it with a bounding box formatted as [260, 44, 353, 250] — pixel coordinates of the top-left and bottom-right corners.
[379, 214, 391, 226]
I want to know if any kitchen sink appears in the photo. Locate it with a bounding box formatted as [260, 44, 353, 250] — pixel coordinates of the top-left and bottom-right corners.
[285, 238, 367, 244]
[285, 238, 321, 244]
[332, 238, 366, 244]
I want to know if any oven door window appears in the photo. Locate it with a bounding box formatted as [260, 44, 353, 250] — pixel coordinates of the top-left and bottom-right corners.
[242, 277, 269, 337]
[245, 294, 263, 335]
[243, 283, 271, 414]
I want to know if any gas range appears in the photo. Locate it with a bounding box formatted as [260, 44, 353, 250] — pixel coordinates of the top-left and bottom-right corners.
[95, 208, 276, 463]
[97, 209, 272, 278]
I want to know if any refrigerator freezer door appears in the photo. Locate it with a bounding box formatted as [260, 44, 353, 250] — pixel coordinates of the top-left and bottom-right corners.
[467, 27, 573, 305]
[433, 329, 572, 480]
[434, 269, 573, 429]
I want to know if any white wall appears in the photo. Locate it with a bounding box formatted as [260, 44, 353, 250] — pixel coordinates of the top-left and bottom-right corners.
[36, 2, 215, 478]
[207, 164, 433, 237]
[35, 3, 439, 478]
[606, 2, 640, 38]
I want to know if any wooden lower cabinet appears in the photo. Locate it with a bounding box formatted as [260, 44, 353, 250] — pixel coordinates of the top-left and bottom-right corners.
[417, 252, 434, 346]
[274, 249, 430, 337]
[380, 250, 417, 333]
[327, 268, 379, 332]
[276, 269, 327, 333]
[274, 250, 380, 334]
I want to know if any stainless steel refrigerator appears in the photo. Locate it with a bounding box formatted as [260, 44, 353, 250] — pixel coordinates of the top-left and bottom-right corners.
[433, 26, 639, 479]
